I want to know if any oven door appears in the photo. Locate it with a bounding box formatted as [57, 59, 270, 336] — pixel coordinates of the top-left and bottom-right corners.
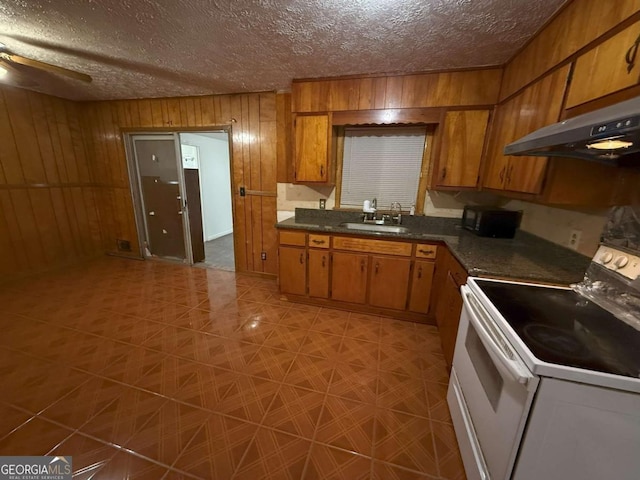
[448, 285, 539, 480]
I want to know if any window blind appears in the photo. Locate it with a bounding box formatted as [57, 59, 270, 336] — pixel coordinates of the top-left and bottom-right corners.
[341, 127, 426, 210]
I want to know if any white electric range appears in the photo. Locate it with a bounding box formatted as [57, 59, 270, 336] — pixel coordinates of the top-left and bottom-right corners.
[448, 243, 640, 480]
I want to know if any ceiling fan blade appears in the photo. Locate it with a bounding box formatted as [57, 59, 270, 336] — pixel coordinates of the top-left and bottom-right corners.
[4, 53, 92, 83]
[0, 59, 39, 87]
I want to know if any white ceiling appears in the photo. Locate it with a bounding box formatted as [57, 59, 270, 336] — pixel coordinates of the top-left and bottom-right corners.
[0, 0, 568, 101]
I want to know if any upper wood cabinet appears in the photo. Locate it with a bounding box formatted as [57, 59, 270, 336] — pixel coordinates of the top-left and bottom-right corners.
[566, 20, 640, 109]
[433, 110, 491, 189]
[293, 113, 332, 183]
[483, 65, 570, 194]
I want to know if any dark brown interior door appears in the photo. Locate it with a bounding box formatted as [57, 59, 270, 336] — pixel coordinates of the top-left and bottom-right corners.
[134, 137, 186, 260]
[183, 169, 205, 263]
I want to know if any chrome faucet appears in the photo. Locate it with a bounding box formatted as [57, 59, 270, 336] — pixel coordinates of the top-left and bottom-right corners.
[371, 198, 377, 210]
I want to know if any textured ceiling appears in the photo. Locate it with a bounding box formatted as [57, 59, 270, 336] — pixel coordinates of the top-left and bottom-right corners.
[0, 0, 568, 101]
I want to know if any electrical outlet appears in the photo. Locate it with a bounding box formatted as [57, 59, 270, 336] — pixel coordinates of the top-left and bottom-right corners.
[261, 251, 267, 260]
[319, 198, 326, 210]
[568, 229, 582, 250]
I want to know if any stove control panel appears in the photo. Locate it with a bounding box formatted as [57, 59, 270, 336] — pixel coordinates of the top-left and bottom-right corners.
[594, 245, 640, 280]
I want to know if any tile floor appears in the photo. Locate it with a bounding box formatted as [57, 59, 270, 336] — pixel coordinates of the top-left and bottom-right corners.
[202, 234, 235, 271]
[0, 257, 465, 479]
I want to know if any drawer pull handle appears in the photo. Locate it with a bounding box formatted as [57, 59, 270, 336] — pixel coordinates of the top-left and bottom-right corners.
[417, 265, 422, 279]
[499, 166, 505, 183]
[419, 249, 434, 255]
[320, 165, 324, 177]
[375, 262, 379, 274]
[322, 255, 326, 268]
[299, 253, 304, 264]
[312, 239, 326, 244]
[360, 259, 365, 273]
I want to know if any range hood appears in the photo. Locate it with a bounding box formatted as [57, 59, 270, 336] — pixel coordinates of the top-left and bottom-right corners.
[504, 95, 640, 166]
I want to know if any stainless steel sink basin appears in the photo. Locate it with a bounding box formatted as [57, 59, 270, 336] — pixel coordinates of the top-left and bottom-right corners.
[339, 222, 409, 234]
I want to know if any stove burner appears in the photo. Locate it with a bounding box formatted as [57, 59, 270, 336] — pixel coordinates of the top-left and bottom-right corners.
[522, 324, 592, 361]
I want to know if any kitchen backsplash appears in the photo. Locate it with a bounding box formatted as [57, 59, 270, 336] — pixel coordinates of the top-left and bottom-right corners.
[276, 182, 611, 257]
[276, 183, 499, 220]
[504, 200, 608, 257]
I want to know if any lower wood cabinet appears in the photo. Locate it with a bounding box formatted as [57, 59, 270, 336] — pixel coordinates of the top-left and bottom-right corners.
[433, 251, 468, 369]
[331, 252, 369, 304]
[369, 256, 411, 310]
[308, 249, 329, 298]
[278, 229, 439, 322]
[278, 245, 306, 296]
[408, 260, 436, 313]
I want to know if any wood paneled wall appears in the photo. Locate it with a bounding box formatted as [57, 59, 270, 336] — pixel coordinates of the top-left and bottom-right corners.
[500, 0, 639, 102]
[79, 92, 279, 275]
[292, 69, 502, 113]
[0, 84, 102, 279]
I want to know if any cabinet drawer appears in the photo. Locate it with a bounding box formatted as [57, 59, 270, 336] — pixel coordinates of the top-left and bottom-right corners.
[279, 230, 306, 246]
[308, 234, 330, 248]
[415, 244, 438, 259]
[333, 236, 412, 256]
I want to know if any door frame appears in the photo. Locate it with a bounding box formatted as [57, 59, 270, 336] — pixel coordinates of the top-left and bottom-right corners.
[124, 127, 236, 268]
[124, 133, 193, 263]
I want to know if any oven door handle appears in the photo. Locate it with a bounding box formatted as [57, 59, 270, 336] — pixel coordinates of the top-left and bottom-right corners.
[463, 288, 533, 385]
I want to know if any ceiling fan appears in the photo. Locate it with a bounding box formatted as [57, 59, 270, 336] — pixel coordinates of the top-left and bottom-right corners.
[0, 44, 92, 85]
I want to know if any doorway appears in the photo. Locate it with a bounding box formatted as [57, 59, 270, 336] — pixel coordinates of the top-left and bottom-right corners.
[179, 132, 235, 271]
[126, 131, 235, 270]
[129, 134, 190, 262]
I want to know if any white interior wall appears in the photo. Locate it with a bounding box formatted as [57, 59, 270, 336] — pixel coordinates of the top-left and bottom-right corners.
[181, 132, 233, 241]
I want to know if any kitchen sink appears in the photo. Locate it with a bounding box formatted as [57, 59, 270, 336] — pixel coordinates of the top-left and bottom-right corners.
[339, 222, 409, 234]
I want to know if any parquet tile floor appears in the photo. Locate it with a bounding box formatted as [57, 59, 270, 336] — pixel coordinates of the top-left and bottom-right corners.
[0, 257, 465, 479]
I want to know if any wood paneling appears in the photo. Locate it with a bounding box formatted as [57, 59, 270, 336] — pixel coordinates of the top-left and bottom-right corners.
[276, 93, 293, 183]
[292, 69, 502, 113]
[500, 0, 639, 102]
[0, 85, 102, 279]
[79, 91, 279, 275]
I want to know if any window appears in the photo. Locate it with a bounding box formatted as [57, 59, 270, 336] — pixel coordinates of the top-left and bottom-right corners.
[337, 126, 429, 212]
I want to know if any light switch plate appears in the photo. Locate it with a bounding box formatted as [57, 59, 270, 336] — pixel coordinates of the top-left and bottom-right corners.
[319, 199, 326, 210]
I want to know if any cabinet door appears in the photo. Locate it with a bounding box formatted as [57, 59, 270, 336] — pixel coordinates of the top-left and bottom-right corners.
[308, 249, 329, 299]
[435, 110, 490, 188]
[408, 260, 435, 314]
[368, 256, 411, 310]
[432, 250, 451, 327]
[482, 65, 570, 194]
[279, 246, 306, 296]
[294, 114, 330, 182]
[331, 252, 369, 304]
[440, 270, 464, 368]
[566, 21, 640, 109]
[504, 65, 569, 194]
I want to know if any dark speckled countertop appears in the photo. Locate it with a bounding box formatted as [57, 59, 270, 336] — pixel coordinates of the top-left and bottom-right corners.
[276, 209, 592, 285]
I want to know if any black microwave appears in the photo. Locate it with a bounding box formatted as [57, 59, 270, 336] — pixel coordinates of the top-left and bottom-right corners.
[462, 206, 520, 238]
